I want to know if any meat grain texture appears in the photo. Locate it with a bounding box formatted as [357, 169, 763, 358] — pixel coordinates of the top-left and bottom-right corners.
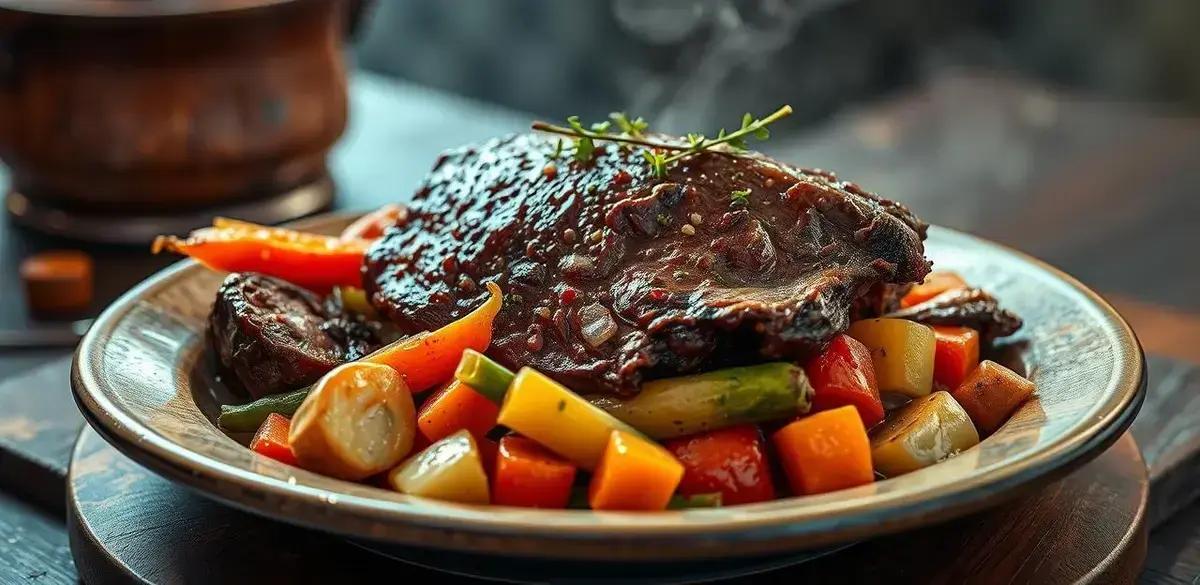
[365, 134, 932, 395]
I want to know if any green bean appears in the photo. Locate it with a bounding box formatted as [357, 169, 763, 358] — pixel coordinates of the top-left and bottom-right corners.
[218, 386, 311, 432]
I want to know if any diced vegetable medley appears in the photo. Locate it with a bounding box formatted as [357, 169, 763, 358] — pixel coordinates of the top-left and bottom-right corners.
[222, 270, 1035, 510]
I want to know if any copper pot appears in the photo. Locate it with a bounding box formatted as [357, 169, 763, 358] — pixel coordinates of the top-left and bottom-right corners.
[0, 0, 350, 242]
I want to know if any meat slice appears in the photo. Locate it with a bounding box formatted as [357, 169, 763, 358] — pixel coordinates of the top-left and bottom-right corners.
[210, 273, 382, 398]
[887, 288, 1023, 341]
[365, 133, 931, 395]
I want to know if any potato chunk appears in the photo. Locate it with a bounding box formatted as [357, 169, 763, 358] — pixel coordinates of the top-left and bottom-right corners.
[289, 362, 416, 481]
[870, 391, 979, 476]
[847, 318, 936, 398]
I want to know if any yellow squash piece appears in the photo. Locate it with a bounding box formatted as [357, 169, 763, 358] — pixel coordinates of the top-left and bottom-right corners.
[869, 391, 980, 476]
[847, 318, 936, 398]
[497, 367, 642, 469]
[388, 429, 489, 504]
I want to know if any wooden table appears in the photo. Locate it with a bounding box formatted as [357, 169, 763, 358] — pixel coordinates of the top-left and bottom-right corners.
[1, 70, 1199, 583]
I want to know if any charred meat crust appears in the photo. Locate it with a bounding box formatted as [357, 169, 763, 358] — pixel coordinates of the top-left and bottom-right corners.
[365, 133, 931, 395]
[210, 273, 382, 398]
[887, 287, 1023, 340]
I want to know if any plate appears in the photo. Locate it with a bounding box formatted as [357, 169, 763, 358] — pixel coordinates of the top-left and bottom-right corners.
[71, 213, 1145, 562]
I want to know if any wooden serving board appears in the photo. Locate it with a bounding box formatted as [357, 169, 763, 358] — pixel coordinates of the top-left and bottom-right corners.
[65, 427, 1147, 584]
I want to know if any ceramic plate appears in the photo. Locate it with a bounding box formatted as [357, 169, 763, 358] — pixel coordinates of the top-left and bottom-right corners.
[71, 213, 1145, 562]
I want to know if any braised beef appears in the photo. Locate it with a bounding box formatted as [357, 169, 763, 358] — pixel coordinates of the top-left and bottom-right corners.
[365, 133, 931, 395]
[887, 287, 1022, 340]
[210, 273, 382, 398]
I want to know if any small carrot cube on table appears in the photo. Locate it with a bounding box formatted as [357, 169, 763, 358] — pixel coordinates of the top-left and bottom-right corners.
[950, 360, 1036, 434]
[492, 436, 577, 508]
[250, 412, 297, 466]
[589, 430, 684, 511]
[931, 326, 980, 391]
[772, 405, 874, 496]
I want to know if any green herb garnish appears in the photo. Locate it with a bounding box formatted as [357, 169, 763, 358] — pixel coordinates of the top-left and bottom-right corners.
[730, 188, 751, 206]
[532, 105, 792, 173]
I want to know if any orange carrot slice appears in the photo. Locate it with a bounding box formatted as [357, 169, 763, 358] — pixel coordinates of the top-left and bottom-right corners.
[772, 405, 874, 496]
[588, 430, 684, 511]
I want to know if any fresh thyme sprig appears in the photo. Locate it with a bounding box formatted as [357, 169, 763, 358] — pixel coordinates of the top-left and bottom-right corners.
[730, 188, 751, 206]
[532, 105, 792, 177]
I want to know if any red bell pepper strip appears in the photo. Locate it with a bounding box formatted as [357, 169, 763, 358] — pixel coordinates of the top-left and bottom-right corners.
[900, 271, 967, 308]
[152, 217, 369, 292]
[340, 204, 408, 241]
[932, 326, 980, 391]
[804, 334, 884, 427]
[492, 435, 577, 508]
[663, 424, 776, 505]
[417, 380, 500, 444]
[364, 281, 503, 393]
[250, 413, 297, 466]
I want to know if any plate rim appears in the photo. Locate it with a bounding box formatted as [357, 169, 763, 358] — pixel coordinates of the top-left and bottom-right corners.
[70, 216, 1147, 560]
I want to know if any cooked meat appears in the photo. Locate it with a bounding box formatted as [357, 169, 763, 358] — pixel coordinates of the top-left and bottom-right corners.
[210, 273, 382, 398]
[887, 287, 1022, 340]
[364, 133, 931, 395]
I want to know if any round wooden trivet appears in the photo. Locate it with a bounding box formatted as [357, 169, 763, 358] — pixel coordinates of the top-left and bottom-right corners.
[67, 427, 1147, 584]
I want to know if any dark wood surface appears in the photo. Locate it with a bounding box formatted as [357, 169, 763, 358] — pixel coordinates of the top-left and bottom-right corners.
[0, 71, 1198, 582]
[66, 427, 1147, 585]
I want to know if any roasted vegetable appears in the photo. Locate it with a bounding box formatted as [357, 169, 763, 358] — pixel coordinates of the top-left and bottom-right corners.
[388, 429, 490, 504]
[417, 380, 500, 444]
[288, 362, 416, 481]
[931, 326, 980, 391]
[249, 413, 297, 466]
[949, 360, 1036, 434]
[454, 349, 514, 404]
[663, 425, 776, 505]
[589, 363, 814, 440]
[804, 334, 884, 427]
[667, 493, 723, 509]
[340, 204, 408, 241]
[365, 281, 502, 393]
[870, 391, 980, 476]
[152, 218, 369, 291]
[219, 386, 311, 432]
[491, 435, 577, 509]
[588, 430, 685, 511]
[772, 405, 874, 496]
[900, 271, 967, 308]
[496, 367, 641, 469]
[334, 286, 379, 319]
[846, 318, 936, 398]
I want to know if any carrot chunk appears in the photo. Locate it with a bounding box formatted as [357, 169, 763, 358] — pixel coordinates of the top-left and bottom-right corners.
[493, 436, 577, 508]
[250, 413, 297, 466]
[588, 430, 684, 511]
[365, 281, 502, 393]
[417, 380, 500, 444]
[901, 271, 967, 308]
[950, 360, 1036, 434]
[931, 326, 980, 391]
[772, 405, 874, 496]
